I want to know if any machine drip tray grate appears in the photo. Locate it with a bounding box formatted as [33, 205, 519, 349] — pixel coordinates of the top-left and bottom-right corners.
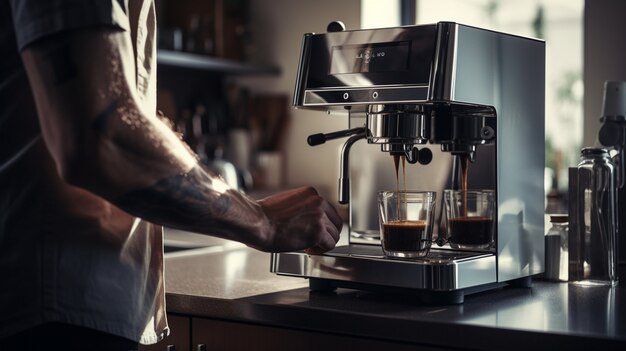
[328, 245, 493, 264]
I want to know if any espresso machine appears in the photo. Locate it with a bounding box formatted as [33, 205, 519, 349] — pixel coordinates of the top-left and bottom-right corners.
[270, 22, 546, 303]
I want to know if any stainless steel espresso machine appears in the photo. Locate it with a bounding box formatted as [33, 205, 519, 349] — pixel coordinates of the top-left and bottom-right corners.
[270, 22, 546, 303]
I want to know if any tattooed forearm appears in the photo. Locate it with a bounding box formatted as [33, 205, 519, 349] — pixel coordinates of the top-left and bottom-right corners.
[112, 164, 255, 239]
[210, 195, 231, 216]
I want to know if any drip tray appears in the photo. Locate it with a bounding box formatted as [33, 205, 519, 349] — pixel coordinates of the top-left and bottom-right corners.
[271, 244, 497, 293]
[329, 245, 493, 264]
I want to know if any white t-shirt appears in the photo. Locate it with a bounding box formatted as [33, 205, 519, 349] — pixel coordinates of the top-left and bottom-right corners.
[0, 0, 167, 344]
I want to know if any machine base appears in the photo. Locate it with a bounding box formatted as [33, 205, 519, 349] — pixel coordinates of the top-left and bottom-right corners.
[271, 245, 537, 305]
[308, 277, 519, 304]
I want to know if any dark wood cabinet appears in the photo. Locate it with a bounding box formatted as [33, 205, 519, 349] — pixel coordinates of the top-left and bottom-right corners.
[142, 313, 460, 351]
[189, 317, 452, 351]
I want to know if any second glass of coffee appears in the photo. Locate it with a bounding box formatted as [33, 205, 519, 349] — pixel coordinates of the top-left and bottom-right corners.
[444, 190, 495, 250]
[378, 191, 436, 258]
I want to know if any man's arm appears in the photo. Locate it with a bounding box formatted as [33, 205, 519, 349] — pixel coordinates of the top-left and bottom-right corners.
[20, 28, 341, 252]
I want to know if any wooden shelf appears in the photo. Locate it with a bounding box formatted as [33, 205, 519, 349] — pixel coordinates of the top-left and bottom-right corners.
[157, 50, 280, 75]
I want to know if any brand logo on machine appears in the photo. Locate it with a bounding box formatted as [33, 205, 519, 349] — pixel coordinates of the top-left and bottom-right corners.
[356, 49, 386, 63]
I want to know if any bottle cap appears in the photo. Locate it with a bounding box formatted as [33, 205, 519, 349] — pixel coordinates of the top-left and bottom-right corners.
[549, 214, 568, 223]
[601, 81, 626, 118]
[580, 147, 609, 157]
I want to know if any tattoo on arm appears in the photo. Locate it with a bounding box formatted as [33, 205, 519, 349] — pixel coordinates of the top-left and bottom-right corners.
[211, 195, 231, 216]
[113, 165, 233, 230]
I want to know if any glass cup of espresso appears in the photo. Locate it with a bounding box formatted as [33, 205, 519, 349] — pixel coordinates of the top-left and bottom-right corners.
[444, 189, 495, 250]
[377, 191, 436, 258]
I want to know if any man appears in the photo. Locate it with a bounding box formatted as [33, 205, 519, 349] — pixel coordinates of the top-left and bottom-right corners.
[0, 1, 342, 349]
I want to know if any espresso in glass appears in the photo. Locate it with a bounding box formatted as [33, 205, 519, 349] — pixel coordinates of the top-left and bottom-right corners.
[383, 220, 429, 252]
[378, 191, 436, 258]
[444, 189, 495, 250]
[447, 216, 493, 248]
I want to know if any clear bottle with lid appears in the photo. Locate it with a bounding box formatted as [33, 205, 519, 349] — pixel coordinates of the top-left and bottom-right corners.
[545, 214, 568, 282]
[570, 147, 618, 286]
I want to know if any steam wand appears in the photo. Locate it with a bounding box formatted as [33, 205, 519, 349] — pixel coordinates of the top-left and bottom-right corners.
[307, 127, 366, 146]
[308, 127, 367, 204]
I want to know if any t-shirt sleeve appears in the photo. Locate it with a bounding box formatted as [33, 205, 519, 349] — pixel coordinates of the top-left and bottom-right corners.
[10, 0, 131, 51]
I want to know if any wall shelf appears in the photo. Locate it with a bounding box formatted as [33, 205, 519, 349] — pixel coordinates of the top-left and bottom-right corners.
[157, 50, 280, 76]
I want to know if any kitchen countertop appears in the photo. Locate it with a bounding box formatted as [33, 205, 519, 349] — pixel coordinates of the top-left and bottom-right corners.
[162, 230, 626, 351]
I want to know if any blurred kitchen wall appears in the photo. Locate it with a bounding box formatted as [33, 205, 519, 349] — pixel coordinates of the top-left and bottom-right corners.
[232, 0, 361, 203]
[583, 0, 626, 148]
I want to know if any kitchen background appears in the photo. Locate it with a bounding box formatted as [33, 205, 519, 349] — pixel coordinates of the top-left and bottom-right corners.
[153, 0, 626, 217]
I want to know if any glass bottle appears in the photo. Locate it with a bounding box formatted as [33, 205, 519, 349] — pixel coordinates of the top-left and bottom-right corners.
[570, 148, 618, 286]
[545, 214, 568, 282]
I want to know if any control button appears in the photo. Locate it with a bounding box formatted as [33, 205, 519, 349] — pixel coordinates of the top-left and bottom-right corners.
[372, 91, 379, 99]
[343, 92, 350, 100]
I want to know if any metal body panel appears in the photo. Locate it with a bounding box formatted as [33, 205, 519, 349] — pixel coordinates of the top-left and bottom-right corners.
[442, 24, 546, 281]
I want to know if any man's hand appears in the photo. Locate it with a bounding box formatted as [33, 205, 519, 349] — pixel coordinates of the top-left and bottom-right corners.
[257, 187, 343, 254]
